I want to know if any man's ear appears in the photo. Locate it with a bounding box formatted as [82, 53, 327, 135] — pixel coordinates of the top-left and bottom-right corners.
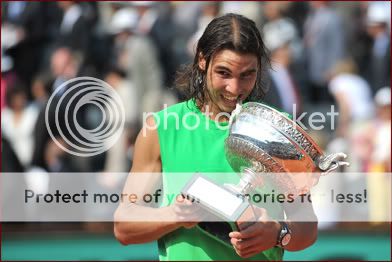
[198, 53, 206, 71]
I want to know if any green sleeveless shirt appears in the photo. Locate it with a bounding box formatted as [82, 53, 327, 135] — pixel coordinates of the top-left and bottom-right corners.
[154, 99, 283, 261]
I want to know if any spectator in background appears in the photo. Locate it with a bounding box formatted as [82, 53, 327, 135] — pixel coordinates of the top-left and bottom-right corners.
[322, 57, 377, 227]
[1, 136, 25, 172]
[187, 2, 220, 57]
[1, 48, 16, 95]
[328, 58, 375, 139]
[132, 2, 178, 88]
[50, 47, 81, 92]
[369, 87, 391, 173]
[1, 49, 15, 110]
[327, 58, 375, 173]
[90, 68, 140, 220]
[131, 1, 158, 36]
[30, 73, 53, 109]
[102, 67, 139, 174]
[320, 58, 375, 225]
[1, 85, 39, 169]
[56, 1, 90, 55]
[262, 19, 301, 116]
[171, 2, 205, 62]
[367, 87, 391, 224]
[1, 2, 46, 89]
[53, 2, 102, 78]
[364, 2, 391, 95]
[219, 2, 263, 28]
[110, 8, 176, 115]
[263, 2, 303, 63]
[43, 139, 79, 172]
[341, 3, 373, 80]
[31, 47, 83, 171]
[303, 1, 345, 104]
[262, 2, 307, 98]
[283, 2, 310, 38]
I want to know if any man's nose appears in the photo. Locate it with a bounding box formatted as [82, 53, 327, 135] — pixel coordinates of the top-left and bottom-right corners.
[226, 79, 242, 95]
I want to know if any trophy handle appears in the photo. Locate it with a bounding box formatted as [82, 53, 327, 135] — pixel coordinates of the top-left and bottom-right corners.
[317, 152, 350, 175]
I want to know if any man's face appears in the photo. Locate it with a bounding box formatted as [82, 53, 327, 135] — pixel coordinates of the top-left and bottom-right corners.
[366, 23, 385, 38]
[51, 48, 71, 77]
[199, 49, 258, 117]
[10, 93, 26, 111]
[377, 105, 391, 121]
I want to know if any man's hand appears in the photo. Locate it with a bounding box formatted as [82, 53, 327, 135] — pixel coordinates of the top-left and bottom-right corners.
[172, 195, 204, 229]
[229, 207, 280, 258]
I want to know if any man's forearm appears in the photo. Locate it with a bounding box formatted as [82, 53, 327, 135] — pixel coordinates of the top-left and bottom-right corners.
[284, 221, 318, 251]
[114, 205, 182, 245]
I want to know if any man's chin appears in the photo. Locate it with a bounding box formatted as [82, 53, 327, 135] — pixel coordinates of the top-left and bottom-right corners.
[221, 104, 236, 114]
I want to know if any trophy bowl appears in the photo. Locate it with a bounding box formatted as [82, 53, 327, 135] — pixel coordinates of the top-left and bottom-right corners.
[225, 102, 348, 197]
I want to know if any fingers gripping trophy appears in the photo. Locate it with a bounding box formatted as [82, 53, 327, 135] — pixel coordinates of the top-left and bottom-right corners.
[182, 101, 349, 247]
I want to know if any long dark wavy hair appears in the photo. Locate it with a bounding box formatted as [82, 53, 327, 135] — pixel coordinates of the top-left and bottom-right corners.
[175, 13, 271, 105]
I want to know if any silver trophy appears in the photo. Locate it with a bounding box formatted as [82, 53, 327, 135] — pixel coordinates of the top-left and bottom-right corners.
[224, 102, 349, 197]
[182, 102, 349, 245]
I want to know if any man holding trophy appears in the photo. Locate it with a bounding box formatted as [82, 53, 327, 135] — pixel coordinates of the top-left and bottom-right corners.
[114, 13, 348, 260]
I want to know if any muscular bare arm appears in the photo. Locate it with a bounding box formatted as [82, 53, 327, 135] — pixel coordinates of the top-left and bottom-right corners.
[113, 117, 187, 244]
[281, 196, 318, 251]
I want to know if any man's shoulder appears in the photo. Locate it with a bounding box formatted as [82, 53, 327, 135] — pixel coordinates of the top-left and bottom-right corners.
[153, 100, 198, 133]
[156, 100, 194, 116]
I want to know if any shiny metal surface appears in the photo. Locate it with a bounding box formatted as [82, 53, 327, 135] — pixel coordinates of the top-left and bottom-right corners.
[225, 102, 349, 196]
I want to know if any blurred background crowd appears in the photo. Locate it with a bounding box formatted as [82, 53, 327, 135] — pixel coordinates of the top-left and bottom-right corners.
[2, 1, 390, 174]
[1, 1, 391, 257]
